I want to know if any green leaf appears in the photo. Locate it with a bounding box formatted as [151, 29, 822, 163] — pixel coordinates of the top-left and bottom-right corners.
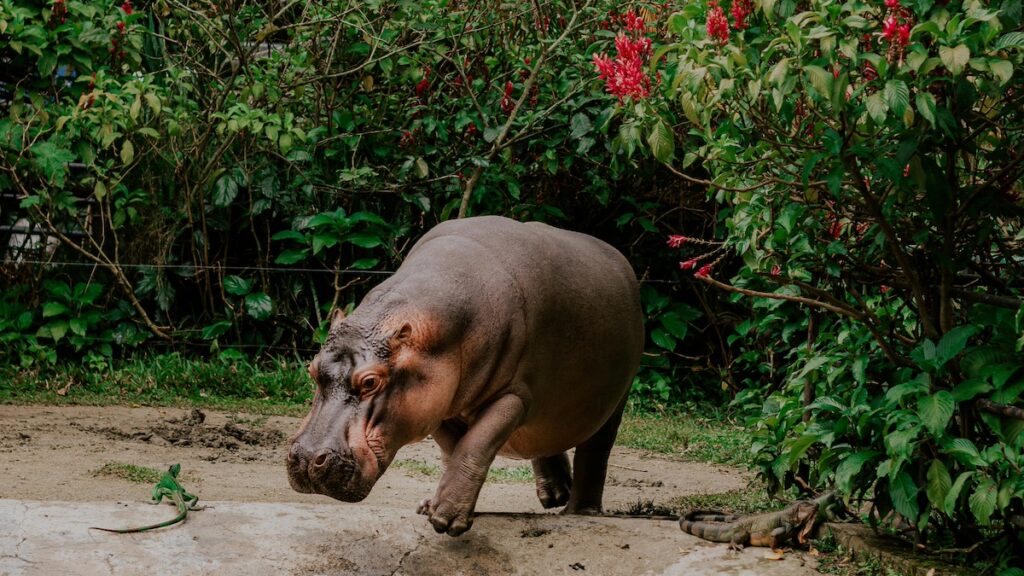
[650, 327, 676, 350]
[46, 320, 69, 342]
[835, 450, 879, 492]
[349, 258, 379, 270]
[244, 292, 272, 320]
[918, 392, 955, 436]
[926, 459, 952, 509]
[939, 44, 970, 76]
[42, 302, 69, 318]
[69, 317, 88, 337]
[951, 379, 992, 402]
[804, 65, 833, 97]
[201, 320, 232, 340]
[989, 59, 1013, 85]
[344, 232, 384, 248]
[274, 249, 309, 265]
[969, 478, 998, 525]
[213, 173, 240, 207]
[994, 31, 1024, 49]
[271, 230, 306, 242]
[647, 121, 675, 163]
[30, 141, 75, 186]
[570, 113, 592, 139]
[866, 92, 888, 123]
[659, 312, 689, 340]
[889, 470, 920, 522]
[944, 438, 985, 467]
[883, 80, 909, 115]
[936, 325, 978, 367]
[120, 140, 135, 166]
[944, 471, 973, 516]
[223, 275, 252, 296]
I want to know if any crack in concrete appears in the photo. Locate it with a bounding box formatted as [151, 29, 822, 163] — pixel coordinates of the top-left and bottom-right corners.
[0, 536, 35, 565]
[390, 533, 425, 576]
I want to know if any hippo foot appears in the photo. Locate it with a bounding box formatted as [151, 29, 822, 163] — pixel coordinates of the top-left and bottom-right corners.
[416, 498, 474, 536]
[532, 454, 572, 509]
[561, 504, 602, 516]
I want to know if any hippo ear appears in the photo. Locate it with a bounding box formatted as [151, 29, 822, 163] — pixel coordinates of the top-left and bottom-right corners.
[329, 307, 346, 330]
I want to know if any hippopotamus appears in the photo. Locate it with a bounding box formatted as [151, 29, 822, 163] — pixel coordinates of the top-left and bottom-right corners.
[286, 215, 643, 536]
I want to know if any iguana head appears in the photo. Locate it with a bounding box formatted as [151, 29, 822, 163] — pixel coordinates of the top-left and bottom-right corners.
[792, 501, 820, 544]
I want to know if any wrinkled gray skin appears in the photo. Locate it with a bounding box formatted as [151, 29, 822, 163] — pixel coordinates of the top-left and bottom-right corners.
[286, 216, 643, 536]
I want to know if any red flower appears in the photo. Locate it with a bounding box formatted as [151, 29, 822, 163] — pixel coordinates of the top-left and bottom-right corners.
[695, 264, 713, 278]
[415, 78, 429, 98]
[116, 20, 125, 32]
[121, 0, 133, 15]
[501, 81, 515, 113]
[863, 62, 878, 81]
[624, 9, 647, 34]
[771, 265, 781, 276]
[884, 0, 900, 7]
[593, 34, 653, 101]
[680, 259, 698, 270]
[730, 0, 753, 30]
[880, 285, 891, 294]
[706, 1, 729, 44]
[667, 235, 688, 248]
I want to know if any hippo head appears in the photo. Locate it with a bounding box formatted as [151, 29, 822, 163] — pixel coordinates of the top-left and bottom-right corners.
[287, 308, 447, 502]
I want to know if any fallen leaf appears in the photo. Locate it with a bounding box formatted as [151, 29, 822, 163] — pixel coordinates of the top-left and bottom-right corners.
[763, 550, 785, 561]
[809, 547, 821, 557]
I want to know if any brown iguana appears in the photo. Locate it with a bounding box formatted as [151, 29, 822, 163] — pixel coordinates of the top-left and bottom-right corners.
[678, 494, 831, 550]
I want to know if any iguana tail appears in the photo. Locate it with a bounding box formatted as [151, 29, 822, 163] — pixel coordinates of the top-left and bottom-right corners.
[679, 508, 744, 542]
[90, 492, 189, 534]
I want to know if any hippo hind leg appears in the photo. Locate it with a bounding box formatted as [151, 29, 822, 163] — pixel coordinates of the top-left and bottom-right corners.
[531, 453, 572, 509]
[562, 394, 628, 515]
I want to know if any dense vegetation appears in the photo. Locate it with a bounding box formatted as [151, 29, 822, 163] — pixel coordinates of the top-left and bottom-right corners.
[2, 0, 1022, 570]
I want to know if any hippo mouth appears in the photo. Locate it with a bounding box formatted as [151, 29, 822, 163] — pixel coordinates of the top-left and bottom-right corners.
[286, 447, 385, 502]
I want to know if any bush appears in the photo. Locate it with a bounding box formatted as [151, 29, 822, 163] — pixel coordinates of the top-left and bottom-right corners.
[604, 0, 1024, 566]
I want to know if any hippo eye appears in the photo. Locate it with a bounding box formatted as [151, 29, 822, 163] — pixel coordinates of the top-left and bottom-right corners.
[358, 375, 382, 397]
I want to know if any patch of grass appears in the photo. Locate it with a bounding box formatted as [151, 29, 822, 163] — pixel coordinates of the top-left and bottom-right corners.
[612, 498, 676, 516]
[391, 460, 533, 484]
[391, 459, 441, 478]
[0, 353, 311, 416]
[92, 462, 164, 484]
[487, 465, 533, 484]
[617, 410, 751, 466]
[667, 488, 783, 516]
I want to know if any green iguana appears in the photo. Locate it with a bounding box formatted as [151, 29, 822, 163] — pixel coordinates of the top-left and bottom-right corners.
[91, 464, 203, 533]
[679, 493, 833, 550]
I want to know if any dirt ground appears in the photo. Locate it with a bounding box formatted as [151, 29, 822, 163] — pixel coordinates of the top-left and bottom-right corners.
[0, 405, 750, 509]
[0, 406, 819, 576]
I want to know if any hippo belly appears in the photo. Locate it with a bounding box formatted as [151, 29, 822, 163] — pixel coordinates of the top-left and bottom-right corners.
[287, 216, 643, 536]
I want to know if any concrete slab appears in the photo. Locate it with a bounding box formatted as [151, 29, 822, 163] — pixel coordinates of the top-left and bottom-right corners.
[0, 500, 819, 576]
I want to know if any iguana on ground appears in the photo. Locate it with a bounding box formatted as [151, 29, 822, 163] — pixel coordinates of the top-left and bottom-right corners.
[91, 463, 203, 533]
[679, 493, 832, 550]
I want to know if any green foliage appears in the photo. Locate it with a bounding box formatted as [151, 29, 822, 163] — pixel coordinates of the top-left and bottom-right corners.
[0, 0, 730, 407]
[597, 0, 1024, 564]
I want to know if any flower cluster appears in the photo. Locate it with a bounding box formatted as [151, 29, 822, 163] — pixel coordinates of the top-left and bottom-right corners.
[121, 1, 133, 15]
[50, 0, 67, 26]
[592, 10, 654, 102]
[880, 0, 913, 60]
[730, 0, 753, 30]
[500, 81, 515, 113]
[415, 66, 431, 100]
[669, 234, 724, 279]
[706, 1, 729, 44]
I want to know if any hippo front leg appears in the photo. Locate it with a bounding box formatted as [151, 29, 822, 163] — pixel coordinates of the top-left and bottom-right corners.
[418, 393, 526, 536]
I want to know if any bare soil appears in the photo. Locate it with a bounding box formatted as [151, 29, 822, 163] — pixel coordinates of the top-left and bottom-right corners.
[0, 405, 751, 511]
[1, 406, 826, 576]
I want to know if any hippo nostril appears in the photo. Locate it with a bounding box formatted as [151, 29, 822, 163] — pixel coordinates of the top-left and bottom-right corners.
[313, 451, 330, 468]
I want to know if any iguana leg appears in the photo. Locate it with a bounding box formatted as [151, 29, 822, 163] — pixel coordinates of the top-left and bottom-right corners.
[765, 525, 790, 550]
